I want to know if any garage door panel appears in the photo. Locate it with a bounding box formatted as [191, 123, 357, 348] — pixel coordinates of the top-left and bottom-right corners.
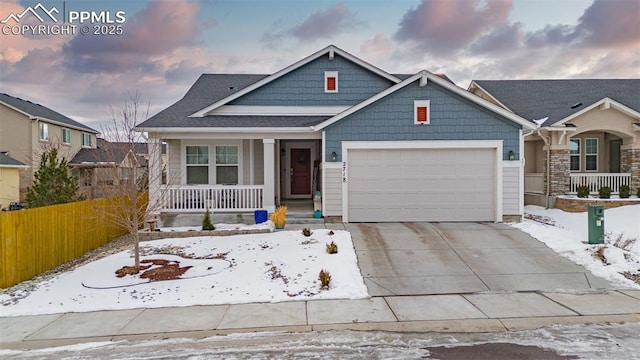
[347, 147, 496, 222]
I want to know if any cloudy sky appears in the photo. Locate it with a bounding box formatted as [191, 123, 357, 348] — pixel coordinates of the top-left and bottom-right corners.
[1, 0, 638, 136]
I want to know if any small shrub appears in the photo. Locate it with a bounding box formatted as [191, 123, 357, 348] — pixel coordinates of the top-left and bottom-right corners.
[619, 185, 630, 199]
[576, 185, 590, 198]
[202, 208, 215, 230]
[593, 246, 609, 265]
[270, 205, 287, 228]
[326, 241, 338, 254]
[302, 228, 313, 237]
[598, 186, 611, 199]
[319, 269, 332, 290]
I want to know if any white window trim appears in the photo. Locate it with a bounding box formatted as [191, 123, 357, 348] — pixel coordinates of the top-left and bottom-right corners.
[39, 123, 49, 141]
[324, 71, 338, 93]
[214, 145, 240, 185]
[62, 128, 71, 145]
[585, 138, 598, 172]
[414, 100, 431, 125]
[569, 138, 580, 172]
[185, 145, 210, 185]
[181, 140, 243, 185]
[82, 133, 92, 148]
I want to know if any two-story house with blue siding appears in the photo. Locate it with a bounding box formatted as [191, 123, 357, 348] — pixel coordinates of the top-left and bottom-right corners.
[137, 45, 535, 223]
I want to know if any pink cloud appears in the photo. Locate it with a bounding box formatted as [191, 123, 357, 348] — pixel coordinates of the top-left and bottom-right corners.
[63, 0, 201, 73]
[395, 0, 513, 54]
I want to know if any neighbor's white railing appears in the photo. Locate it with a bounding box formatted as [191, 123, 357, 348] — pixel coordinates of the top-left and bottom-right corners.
[160, 185, 264, 212]
[524, 173, 544, 194]
[569, 173, 631, 194]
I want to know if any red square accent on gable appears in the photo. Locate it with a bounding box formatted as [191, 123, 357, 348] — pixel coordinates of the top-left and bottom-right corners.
[416, 106, 428, 123]
[326, 77, 336, 91]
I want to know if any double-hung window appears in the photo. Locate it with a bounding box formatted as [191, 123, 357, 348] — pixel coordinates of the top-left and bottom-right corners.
[82, 133, 92, 147]
[569, 139, 580, 171]
[62, 128, 71, 145]
[215, 145, 238, 184]
[39, 123, 49, 141]
[585, 138, 598, 171]
[186, 146, 209, 184]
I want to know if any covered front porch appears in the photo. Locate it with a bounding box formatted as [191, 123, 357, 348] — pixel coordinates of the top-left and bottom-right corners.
[146, 134, 322, 214]
[523, 128, 638, 197]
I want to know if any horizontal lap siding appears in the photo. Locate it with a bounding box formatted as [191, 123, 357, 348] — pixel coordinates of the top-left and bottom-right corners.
[503, 166, 520, 215]
[167, 139, 180, 185]
[323, 166, 342, 216]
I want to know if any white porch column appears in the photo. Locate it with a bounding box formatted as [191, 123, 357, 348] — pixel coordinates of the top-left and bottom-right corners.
[263, 139, 276, 212]
[148, 137, 162, 214]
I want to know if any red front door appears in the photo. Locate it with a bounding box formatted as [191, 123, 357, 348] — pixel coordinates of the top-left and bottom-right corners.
[290, 148, 311, 195]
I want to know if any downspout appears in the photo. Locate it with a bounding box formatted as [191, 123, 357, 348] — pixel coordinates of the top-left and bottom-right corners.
[538, 129, 552, 209]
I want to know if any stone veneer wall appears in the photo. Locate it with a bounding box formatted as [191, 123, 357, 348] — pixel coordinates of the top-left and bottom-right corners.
[555, 197, 640, 212]
[545, 149, 570, 195]
[621, 148, 640, 192]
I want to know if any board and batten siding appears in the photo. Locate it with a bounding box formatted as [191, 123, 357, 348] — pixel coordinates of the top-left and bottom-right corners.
[229, 54, 395, 107]
[322, 164, 342, 216]
[324, 80, 522, 162]
[502, 164, 521, 216]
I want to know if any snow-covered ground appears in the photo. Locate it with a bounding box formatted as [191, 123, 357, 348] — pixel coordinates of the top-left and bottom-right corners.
[0, 227, 368, 316]
[512, 205, 640, 289]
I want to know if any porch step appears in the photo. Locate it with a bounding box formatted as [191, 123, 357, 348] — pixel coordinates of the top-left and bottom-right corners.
[287, 217, 325, 224]
[286, 213, 324, 224]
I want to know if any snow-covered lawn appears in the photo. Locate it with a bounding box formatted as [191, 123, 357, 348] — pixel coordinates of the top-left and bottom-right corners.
[512, 205, 640, 289]
[0, 227, 368, 316]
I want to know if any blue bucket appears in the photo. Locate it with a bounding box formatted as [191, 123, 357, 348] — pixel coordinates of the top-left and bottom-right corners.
[254, 210, 268, 224]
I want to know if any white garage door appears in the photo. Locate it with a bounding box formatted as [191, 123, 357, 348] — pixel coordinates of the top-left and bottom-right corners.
[347, 147, 496, 222]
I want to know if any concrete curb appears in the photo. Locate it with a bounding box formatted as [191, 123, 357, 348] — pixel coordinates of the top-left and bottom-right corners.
[2, 290, 640, 351]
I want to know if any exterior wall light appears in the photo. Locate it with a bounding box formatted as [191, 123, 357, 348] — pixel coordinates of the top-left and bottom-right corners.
[330, 151, 337, 162]
[508, 150, 515, 160]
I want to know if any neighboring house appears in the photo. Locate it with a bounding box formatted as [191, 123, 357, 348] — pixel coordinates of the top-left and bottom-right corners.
[0, 93, 99, 200]
[136, 45, 535, 222]
[69, 139, 148, 199]
[0, 152, 28, 209]
[468, 79, 640, 205]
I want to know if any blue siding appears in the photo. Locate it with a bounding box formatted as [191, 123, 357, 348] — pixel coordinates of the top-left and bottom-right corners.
[325, 80, 522, 161]
[230, 54, 394, 106]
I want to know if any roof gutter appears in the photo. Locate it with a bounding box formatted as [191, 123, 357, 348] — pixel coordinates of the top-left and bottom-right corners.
[134, 127, 317, 133]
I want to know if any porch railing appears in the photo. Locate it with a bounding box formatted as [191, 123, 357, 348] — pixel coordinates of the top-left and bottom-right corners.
[524, 173, 544, 194]
[160, 185, 264, 212]
[569, 173, 631, 194]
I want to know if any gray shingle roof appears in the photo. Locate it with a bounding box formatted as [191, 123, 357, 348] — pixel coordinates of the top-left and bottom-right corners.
[0, 152, 26, 167]
[69, 148, 147, 167]
[97, 139, 167, 155]
[0, 93, 99, 133]
[137, 74, 270, 128]
[473, 79, 640, 126]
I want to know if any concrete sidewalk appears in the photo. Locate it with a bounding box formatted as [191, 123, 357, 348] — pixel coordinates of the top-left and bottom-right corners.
[2, 290, 640, 350]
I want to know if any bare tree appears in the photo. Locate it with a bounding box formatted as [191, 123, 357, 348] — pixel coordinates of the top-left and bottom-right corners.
[91, 92, 162, 269]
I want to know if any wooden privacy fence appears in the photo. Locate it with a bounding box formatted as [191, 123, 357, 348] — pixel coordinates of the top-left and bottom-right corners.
[0, 196, 142, 288]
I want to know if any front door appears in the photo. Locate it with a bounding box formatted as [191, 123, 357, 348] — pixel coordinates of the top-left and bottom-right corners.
[610, 140, 621, 173]
[290, 148, 311, 195]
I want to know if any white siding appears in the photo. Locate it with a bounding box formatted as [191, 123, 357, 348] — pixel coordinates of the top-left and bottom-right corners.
[242, 140, 250, 185]
[253, 139, 264, 185]
[323, 165, 342, 216]
[166, 139, 181, 185]
[502, 165, 520, 215]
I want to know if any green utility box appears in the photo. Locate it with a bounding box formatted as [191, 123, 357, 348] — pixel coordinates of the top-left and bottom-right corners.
[588, 205, 605, 244]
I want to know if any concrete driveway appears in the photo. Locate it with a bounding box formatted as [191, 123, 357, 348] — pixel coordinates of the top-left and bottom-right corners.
[347, 222, 611, 296]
